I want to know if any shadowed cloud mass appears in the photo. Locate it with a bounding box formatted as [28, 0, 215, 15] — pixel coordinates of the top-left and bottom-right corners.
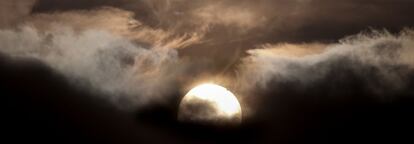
[1, 1, 414, 143]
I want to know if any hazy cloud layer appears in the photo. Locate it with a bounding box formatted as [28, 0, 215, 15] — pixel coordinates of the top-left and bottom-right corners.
[16, 0, 414, 71]
[237, 30, 414, 116]
[1, 0, 414, 112]
[26, 7, 203, 49]
[32, 0, 414, 39]
[241, 30, 414, 88]
[0, 0, 36, 28]
[0, 26, 184, 109]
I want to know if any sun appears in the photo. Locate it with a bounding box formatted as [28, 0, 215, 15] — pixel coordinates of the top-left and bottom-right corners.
[178, 83, 242, 125]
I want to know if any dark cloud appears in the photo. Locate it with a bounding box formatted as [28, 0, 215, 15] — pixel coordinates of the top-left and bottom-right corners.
[238, 29, 414, 108]
[2, 0, 414, 143]
[0, 53, 183, 144]
[2, 48, 414, 143]
[32, 0, 118, 12]
[235, 30, 414, 142]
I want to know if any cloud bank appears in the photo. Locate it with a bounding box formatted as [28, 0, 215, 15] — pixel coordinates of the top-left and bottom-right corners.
[1, 0, 414, 113]
[237, 30, 414, 118]
[0, 26, 185, 109]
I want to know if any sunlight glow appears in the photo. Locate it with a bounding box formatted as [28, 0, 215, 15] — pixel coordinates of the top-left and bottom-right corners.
[184, 83, 242, 117]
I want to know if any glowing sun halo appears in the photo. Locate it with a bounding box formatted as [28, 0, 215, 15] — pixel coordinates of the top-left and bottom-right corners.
[178, 83, 242, 125]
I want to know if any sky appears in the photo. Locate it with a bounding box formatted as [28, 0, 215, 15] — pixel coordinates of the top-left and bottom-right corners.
[2, 0, 414, 143]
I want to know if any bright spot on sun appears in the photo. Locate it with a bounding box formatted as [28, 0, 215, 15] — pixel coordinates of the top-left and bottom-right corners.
[178, 83, 242, 125]
[187, 84, 241, 116]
